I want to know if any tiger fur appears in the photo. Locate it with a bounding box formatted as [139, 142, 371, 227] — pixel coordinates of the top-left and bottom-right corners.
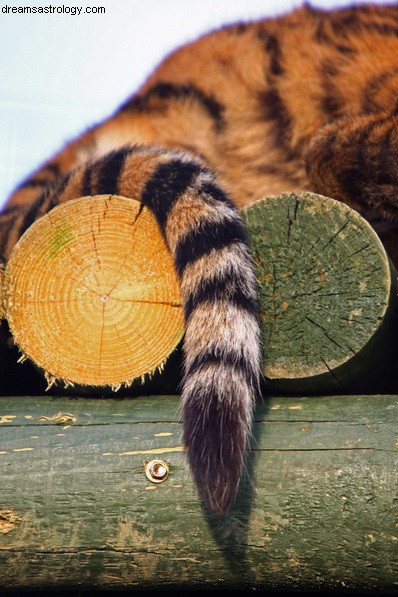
[2, 2, 398, 512]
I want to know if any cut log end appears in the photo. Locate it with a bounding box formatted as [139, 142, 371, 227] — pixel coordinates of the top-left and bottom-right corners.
[243, 192, 398, 393]
[4, 195, 184, 388]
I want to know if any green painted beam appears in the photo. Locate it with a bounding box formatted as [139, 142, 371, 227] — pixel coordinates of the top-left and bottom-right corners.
[0, 394, 396, 592]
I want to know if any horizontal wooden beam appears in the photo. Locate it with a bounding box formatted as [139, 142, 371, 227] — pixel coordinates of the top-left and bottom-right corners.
[0, 393, 396, 592]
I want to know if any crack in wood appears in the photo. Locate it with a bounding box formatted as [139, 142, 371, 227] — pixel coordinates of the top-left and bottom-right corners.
[286, 195, 299, 244]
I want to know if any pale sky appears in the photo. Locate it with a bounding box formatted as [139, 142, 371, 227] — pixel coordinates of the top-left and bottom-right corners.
[0, 0, 394, 205]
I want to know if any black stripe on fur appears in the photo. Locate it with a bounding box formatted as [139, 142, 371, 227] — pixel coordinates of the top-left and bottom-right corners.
[95, 148, 130, 195]
[118, 82, 225, 132]
[184, 268, 258, 320]
[174, 218, 248, 276]
[141, 159, 202, 232]
[185, 347, 258, 389]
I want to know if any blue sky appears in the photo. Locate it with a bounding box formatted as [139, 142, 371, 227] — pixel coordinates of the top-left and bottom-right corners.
[0, 0, 394, 206]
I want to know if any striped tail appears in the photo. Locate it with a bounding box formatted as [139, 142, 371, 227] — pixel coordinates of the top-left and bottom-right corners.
[9, 145, 261, 513]
[139, 151, 261, 513]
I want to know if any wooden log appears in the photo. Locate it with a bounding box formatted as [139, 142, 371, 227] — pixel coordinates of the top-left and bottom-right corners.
[243, 192, 398, 394]
[0, 394, 396, 593]
[3, 195, 184, 389]
[2, 191, 398, 395]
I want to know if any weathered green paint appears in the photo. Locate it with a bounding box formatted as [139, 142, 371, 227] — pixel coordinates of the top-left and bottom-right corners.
[0, 394, 396, 592]
[243, 193, 398, 393]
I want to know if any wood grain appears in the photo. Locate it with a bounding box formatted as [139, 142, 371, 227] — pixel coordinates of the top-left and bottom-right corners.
[3, 195, 184, 389]
[243, 192, 398, 393]
[0, 394, 396, 592]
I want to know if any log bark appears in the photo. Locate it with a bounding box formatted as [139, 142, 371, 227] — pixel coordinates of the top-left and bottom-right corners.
[0, 394, 396, 592]
[243, 192, 398, 394]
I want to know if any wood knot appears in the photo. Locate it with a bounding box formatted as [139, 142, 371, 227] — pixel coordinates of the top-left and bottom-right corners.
[35, 412, 77, 426]
[0, 508, 21, 534]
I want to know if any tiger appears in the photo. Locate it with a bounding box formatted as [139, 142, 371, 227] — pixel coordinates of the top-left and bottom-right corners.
[2, 2, 398, 513]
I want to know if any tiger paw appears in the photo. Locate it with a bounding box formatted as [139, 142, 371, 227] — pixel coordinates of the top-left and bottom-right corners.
[3, 194, 184, 389]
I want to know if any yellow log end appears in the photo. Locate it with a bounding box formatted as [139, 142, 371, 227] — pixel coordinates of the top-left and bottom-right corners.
[4, 195, 184, 387]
